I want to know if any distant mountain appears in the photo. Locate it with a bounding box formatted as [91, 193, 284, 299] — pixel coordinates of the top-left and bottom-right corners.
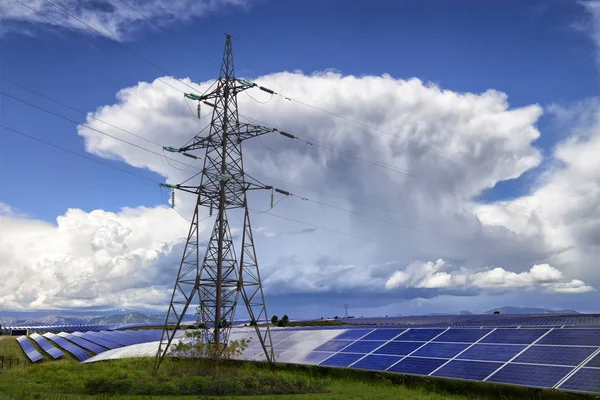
[425, 310, 473, 316]
[483, 306, 579, 315]
[88, 312, 166, 325]
[0, 312, 166, 327]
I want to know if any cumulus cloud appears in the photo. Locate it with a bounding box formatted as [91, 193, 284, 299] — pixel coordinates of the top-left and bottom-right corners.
[0, 204, 195, 310]
[0, 0, 254, 41]
[385, 260, 593, 294]
[2, 69, 598, 311]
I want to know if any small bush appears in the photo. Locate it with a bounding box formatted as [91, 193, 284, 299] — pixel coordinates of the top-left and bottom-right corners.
[84, 376, 133, 395]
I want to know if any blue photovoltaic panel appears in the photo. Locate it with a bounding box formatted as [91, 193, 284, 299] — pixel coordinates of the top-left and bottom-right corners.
[319, 353, 364, 367]
[16, 337, 43, 363]
[395, 329, 444, 342]
[388, 357, 447, 375]
[44, 334, 90, 361]
[433, 329, 492, 343]
[537, 329, 600, 347]
[333, 330, 373, 340]
[340, 340, 385, 354]
[62, 334, 107, 355]
[313, 341, 352, 352]
[560, 368, 600, 393]
[361, 329, 405, 341]
[412, 342, 469, 358]
[487, 364, 573, 388]
[433, 360, 502, 381]
[374, 341, 424, 356]
[77, 333, 120, 350]
[480, 329, 547, 345]
[584, 352, 600, 368]
[514, 345, 597, 367]
[351, 355, 403, 371]
[89, 332, 127, 346]
[30, 334, 64, 359]
[295, 352, 334, 364]
[457, 344, 526, 362]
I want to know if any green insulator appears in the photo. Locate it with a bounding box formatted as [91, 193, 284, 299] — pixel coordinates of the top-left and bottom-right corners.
[237, 79, 255, 87]
[184, 93, 202, 101]
[163, 146, 179, 152]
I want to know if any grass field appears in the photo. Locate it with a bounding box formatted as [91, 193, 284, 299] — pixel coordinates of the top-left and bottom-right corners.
[0, 355, 589, 400]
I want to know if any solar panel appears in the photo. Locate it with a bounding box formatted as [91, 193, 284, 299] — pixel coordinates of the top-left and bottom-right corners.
[433, 360, 502, 381]
[75, 332, 121, 350]
[16, 337, 43, 363]
[60, 333, 107, 355]
[351, 354, 402, 371]
[433, 329, 493, 343]
[313, 341, 351, 352]
[537, 329, 600, 347]
[319, 353, 364, 367]
[29, 333, 64, 359]
[514, 345, 597, 367]
[333, 330, 372, 340]
[43, 333, 91, 361]
[480, 329, 548, 344]
[487, 364, 573, 388]
[457, 344, 526, 362]
[361, 329, 405, 340]
[394, 329, 444, 341]
[374, 341, 424, 356]
[412, 342, 469, 358]
[295, 351, 334, 364]
[339, 340, 385, 353]
[584, 352, 600, 368]
[388, 356, 447, 375]
[559, 368, 600, 393]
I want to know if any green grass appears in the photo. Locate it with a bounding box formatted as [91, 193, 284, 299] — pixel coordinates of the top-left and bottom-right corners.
[0, 337, 27, 366]
[0, 357, 591, 400]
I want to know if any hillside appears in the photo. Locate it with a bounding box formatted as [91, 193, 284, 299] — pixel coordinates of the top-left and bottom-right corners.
[483, 306, 579, 315]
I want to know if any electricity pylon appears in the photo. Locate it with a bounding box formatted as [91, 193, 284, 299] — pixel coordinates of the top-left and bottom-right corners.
[153, 34, 277, 372]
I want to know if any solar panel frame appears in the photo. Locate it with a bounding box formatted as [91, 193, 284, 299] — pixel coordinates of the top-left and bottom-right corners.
[59, 333, 107, 355]
[16, 336, 43, 363]
[558, 368, 600, 393]
[29, 333, 64, 359]
[514, 345, 597, 367]
[43, 333, 90, 361]
[486, 363, 573, 388]
[432, 360, 503, 381]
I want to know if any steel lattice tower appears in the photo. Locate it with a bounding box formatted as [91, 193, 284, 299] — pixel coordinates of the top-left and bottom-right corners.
[154, 35, 276, 372]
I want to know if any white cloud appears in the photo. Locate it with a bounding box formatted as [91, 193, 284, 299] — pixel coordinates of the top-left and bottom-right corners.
[2, 70, 598, 311]
[385, 260, 593, 294]
[0, 204, 194, 310]
[0, 0, 253, 41]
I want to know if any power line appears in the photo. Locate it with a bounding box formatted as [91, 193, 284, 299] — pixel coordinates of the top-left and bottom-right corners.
[0, 122, 554, 261]
[245, 80, 579, 200]
[2, 121, 448, 258]
[11, 0, 190, 96]
[115, 0, 221, 68]
[40, 0, 202, 95]
[2, 83, 559, 225]
[0, 124, 160, 184]
[237, 114, 561, 223]
[1, 76, 165, 148]
[0, 91, 193, 168]
[14, 0, 562, 220]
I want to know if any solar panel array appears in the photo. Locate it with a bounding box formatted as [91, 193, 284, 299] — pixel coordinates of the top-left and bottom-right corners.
[284, 327, 600, 394]
[16, 336, 43, 363]
[29, 333, 64, 359]
[43, 332, 91, 361]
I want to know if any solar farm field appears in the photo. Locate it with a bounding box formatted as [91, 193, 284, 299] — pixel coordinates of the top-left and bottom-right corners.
[2, 314, 599, 398]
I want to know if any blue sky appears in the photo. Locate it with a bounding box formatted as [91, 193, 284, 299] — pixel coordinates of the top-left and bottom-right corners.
[2, 0, 600, 317]
[2, 0, 598, 221]
[1, 0, 597, 220]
